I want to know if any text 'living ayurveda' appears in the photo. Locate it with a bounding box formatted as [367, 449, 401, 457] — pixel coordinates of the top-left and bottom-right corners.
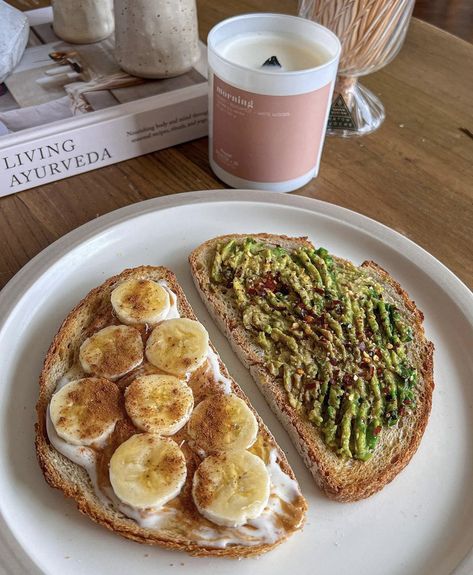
[2, 139, 112, 188]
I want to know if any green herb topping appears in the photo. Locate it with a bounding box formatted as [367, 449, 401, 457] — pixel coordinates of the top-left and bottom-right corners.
[210, 238, 418, 462]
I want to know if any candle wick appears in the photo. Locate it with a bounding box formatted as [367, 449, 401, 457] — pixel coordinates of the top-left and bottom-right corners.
[262, 55, 282, 68]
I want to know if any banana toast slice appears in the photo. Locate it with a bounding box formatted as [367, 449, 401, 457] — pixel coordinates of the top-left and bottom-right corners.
[189, 234, 434, 502]
[35, 266, 306, 557]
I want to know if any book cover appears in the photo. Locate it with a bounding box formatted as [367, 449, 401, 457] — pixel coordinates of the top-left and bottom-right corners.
[0, 8, 208, 196]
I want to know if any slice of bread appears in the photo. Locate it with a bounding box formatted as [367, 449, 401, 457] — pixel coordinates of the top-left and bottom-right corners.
[35, 266, 307, 557]
[189, 234, 434, 502]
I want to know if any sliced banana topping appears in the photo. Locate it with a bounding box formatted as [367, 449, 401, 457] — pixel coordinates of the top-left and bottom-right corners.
[79, 325, 143, 380]
[111, 279, 170, 326]
[50, 377, 121, 446]
[145, 318, 209, 377]
[192, 450, 270, 527]
[109, 434, 187, 509]
[187, 393, 258, 453]
[125, 374, 194, 435]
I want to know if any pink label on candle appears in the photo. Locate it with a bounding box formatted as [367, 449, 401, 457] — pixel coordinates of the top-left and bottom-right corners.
[212, 75, 331, 183]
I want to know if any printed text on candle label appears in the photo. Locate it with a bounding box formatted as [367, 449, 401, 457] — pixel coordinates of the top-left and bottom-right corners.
[213, 76, 331, 182]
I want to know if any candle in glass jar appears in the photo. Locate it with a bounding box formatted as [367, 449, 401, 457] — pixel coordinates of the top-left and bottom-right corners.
[207, 14, 341, 193]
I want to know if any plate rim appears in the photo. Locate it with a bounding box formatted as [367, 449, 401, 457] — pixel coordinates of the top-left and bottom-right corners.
[1, 191, 471, 331]
[0, 189, 472, 575]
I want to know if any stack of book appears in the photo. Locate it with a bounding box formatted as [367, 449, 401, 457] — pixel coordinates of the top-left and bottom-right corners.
[0, 7, 208, 196]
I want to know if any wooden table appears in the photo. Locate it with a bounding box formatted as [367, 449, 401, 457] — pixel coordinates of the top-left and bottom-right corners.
[1, 0, 472, 291]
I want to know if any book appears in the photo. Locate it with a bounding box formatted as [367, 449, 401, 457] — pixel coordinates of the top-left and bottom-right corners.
[0, 7, 208, 196]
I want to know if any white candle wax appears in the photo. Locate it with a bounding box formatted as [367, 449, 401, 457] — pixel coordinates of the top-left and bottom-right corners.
[216, 31, 330, 72]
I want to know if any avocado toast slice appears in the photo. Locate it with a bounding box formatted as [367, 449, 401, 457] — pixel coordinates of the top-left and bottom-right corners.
[189, 234, 434, 502]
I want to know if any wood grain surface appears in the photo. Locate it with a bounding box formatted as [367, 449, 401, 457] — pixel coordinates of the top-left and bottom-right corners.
[413, 0, 473, 43]
[0, 0, 472, 291]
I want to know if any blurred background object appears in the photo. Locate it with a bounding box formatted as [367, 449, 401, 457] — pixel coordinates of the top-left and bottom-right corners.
[0, 1, 29, 83]
[414, 0, 473, 43]
[114, 0, 200, 79]
[0, 12, 206, 135]
[51, 0, 114, 44]
[3, 0, 473, 43]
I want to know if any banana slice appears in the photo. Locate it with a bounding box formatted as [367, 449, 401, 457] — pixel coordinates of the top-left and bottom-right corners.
[192, 450, 270, 527]
[125, 374, 194, 435]
[187, 394, 258, 453]
[50, 377, 121, 446]
[111, 279, 170, 326]
[109, 434, 187, 509]
[79, 325, 143, 380]
[145, 318, 209, 377]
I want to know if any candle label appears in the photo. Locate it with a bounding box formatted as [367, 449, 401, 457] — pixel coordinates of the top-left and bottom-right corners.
[212, 75, 331, 182]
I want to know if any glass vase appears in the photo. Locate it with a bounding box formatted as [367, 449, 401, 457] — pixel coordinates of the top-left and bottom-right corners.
[299, 0, 415, 136]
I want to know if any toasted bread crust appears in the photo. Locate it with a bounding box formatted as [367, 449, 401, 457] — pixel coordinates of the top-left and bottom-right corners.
[35, 266, 306, 557]
[189, 234, 435, 502]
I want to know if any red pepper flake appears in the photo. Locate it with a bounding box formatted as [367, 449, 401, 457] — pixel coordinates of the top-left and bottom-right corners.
[403, 399, 411, 405]
[248, 273, 280, 296]
[326, 300, 343, 314]
[305, 315, 315, 324]
[374, 426, 382, 436]
[342, 374, 354, 387]
[260, 274, 278, 292]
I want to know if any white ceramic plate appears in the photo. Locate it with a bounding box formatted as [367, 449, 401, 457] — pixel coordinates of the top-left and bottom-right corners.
[0, 190, 472, 575]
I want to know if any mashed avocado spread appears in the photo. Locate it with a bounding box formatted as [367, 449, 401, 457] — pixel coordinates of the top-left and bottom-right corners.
[210, 238, 417, 462]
